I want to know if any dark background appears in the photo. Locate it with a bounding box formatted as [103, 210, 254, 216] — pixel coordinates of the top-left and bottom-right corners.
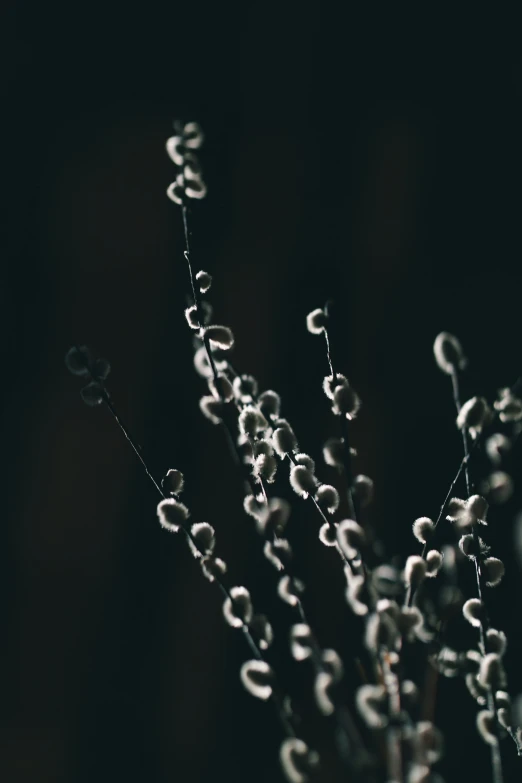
[2, 3, 522, 781]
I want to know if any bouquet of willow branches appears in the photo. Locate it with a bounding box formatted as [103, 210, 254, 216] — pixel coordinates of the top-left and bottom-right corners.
[65, 122, 522, 783]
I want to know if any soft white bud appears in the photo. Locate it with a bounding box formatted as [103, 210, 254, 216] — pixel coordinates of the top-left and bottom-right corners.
[346, 574, 369, 616]
[273, 426, 298, 457]
[290, 465, 317, 498]
[323, 436, 345, 466]
[412, 517, 435, 544]
[486, 433, 511, 465]
[483, 557, 505, 587]
[165, 134, 184, 165]
[365, 611, 399, 652]
[404, 556, 427, 587]
[294, 453, 315, 473]
[290, 624, 313, 661]
[356, 684, 387, 728]
[199, 395, 223, 424]
[182, 121, 204, 149]
[243, 493, 266, 522]
[201, 555, 227, 582]
[250, 614, 274, 650]
[486, 629, 507, 657]
[433, 331, 466, 375]
[416, 721, 444, 764]
[315, 484, 340, 514]
[240, 659, 274, 701]
[253, 452, 278, 483]
[185, 304, 200, 330]
[476, 710, 498, 745]
[238, 406, 268, 438]
[157, 498, 189, 532]
[278, 576, 305, 606]
[322, 649, 343, 682]
[306, 308, 327, 334]
[232, 374, 258, 403]
[258, 389, 281, 418]
[497, 706, 512, 730]
[463, 598, 483, 627]
[314, 671, 335, 715]
[263, 539, 292, 571]
[478, 653, 506, 690]
[465, 673, 487, 705]
[322, 373, 348, 401]
[456, 396, 491, 439]
[482, 471, 514, 504]
[185, 178, 207, 200]
[332, 383, 360, 419]
[401, 680, 419, 705]
[318, 523, 337, 548]
[166, 175, 184, 204]
[204, 325, 234, 350]
[494, 387, 522, 422]
[353, 474, 374, 507]
[209, 373, 234, 402]
[279, 738, 319, 783]
[257, 497, 291, 536]
[459, 533, 479, 558]
[188, 522, 215, 558]
[223, 586, 253, 628]
[163, 469, 185, 496]
[337, 519, 365, 559]
[426, 550, 443, 577]
[195, 269, 212, 293]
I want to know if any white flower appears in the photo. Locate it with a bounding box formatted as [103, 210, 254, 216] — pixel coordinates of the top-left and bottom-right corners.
[157, 498, 189, 532]
[433, 331, 466, 375]
[223, 586, 253, 628]
[240, 659, 274, 701]
[306, 308, 327, 334]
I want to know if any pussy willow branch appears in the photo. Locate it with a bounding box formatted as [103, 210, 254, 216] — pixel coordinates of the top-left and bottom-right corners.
[83, 363, 298, 739]
[450, 368, 503, 783]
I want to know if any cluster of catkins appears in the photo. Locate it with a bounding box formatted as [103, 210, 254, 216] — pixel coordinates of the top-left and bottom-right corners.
[66, 124, 522, 783]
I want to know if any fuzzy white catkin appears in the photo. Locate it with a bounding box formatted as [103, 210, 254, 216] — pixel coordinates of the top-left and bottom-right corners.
[250, 614, 273, 650]
[279, 738, 319, 783]
[476, 710, 498, 745]
[238, 406, 268, 437]
[263, 539, 292, 571]
[315, 484, 340, 514]
[240, 659, 274, 701]
[332, 383, 360, 419]
[165, 135, 184, 165]
[183, 121, 204, 148]
[223, 586, 253, 628]
[456, 396, 491, 439]
[163, 469, 185, 496]
[319, 522, 338, 547]
[258, 389, 281, 418]
[290, 624, 313, 661]
[353, 475, 374, 507]
[209, 374, 234, 402]
[486, 629, 507, 656]
[404, 556, 427, 587]
[459, 534, 478, 558]
[204, 325, 234, 350]
[157, 498, 189, 532]
[494, 387, 522, 422]
[195, 269, 212, 293]
[294, 453, 315, 472]
[337, 519, 365, 559]
[478, 653, 506, 690]
[278, 576, 305, 606]
[322, 373, 348, 401]
[257, 497, 291, 536]
[323, 436, 345, 466]
[184, 304, 200, 330]
[433, 332, 466, 375]
[290, 465, 317, 498]
[356, 684, 387, 728]
[243, 494, 266, 522]
[322, 649, 343, 682]
[412, 517, 435, 544]
[306, 308, 327, 334]
[199, 395, 223, 424]
[254, 453, 278, 483]
[273, 426, 298, 457]
[232, 374, 259, 402]
[462, 598, 483, 627]
[416, 721, 444, 764]
[483, 557, 505, 587]
[200, 555, 227, 582]
[346, 574, 369, 616]
[314, 672, 335, 715]
[188, 523, 215, 558]
[482, 471, 514, 504]
[426, 550, 443, 577]
[166, 176, 184, 205]
[486, 433, 511, 465]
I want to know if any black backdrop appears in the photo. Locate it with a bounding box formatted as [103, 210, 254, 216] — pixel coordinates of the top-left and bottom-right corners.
[2, 3, 522, 781]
